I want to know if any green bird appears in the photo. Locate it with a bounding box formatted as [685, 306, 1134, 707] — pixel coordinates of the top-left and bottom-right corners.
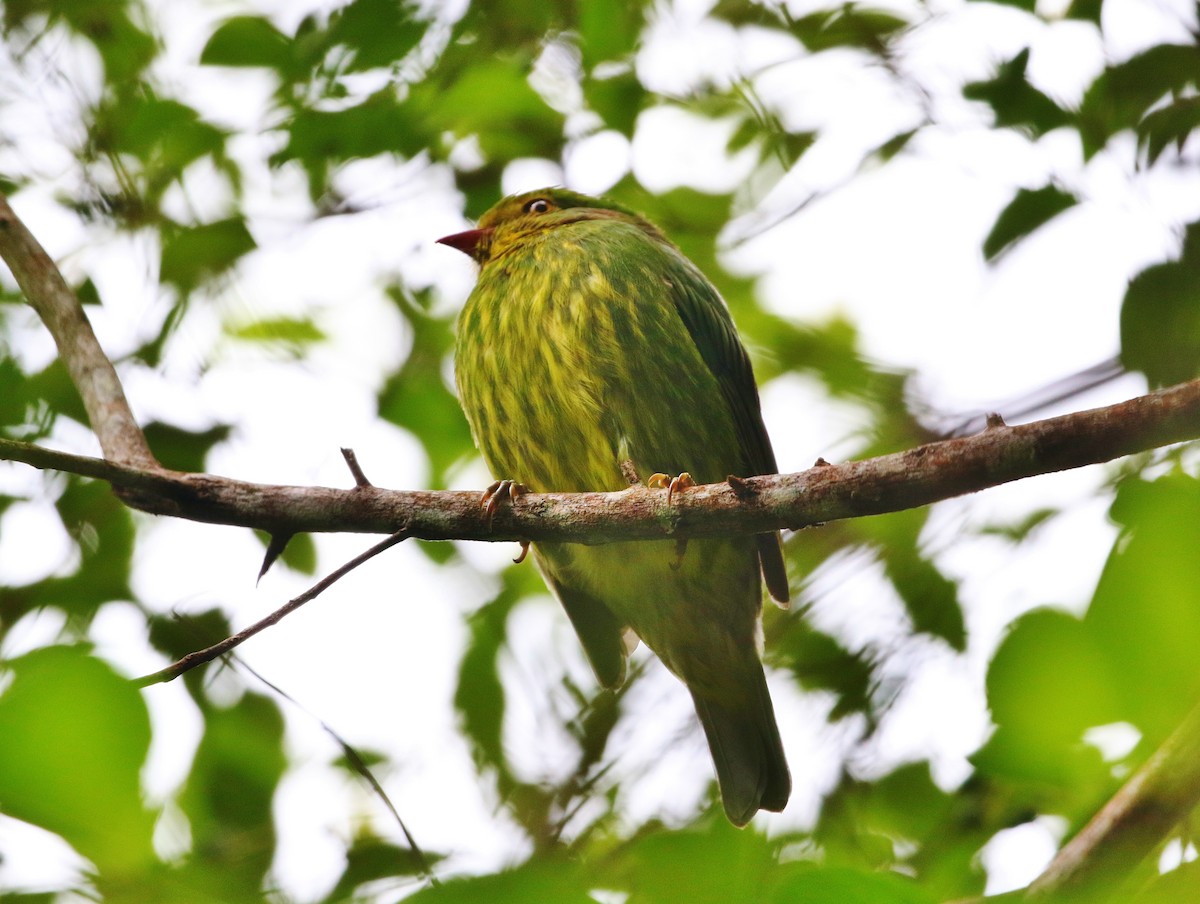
[439, 188, 791, 825]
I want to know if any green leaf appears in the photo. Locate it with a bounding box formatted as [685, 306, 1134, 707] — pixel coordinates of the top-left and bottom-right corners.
[788, 6, 910, 54]
[987, 608, 1121, 747]
[160, 218, 257, 293]
[982, 185, 1078, 261]
[4, 478, 138, 621]
[404, 858, 592, 903]
[1078, 45, 1200, 158]
[227, 314, 327, 354]
[610, 819, 780, 903]
[143, 421, 233, 473]
[1133, 858, 1200, 904]
[771, 619, 875, 720]
[323, 0, 426, 73]
[583, 68, 644, 135]
[453, 0, 559, 49]
[871, 763, 955, 844]
[75, 276, 101, 306]
[377, 288, 474, 488]
[711, 0, 783, 26]
[201, 16, 293, 70]
[1064, 0, 1104, 23]
[99, 93, 230, 184]
[453, 580, 520, 788]
[320, 832, 445, 903]
[870, 128, 919, 163]
[860, 508, 966, 650]
[727, 115, 760, 154]
[25, 357, 88, 427]
[179, 690, 286, 888]
[1137, 96, 1200, 166]
[771, 864, 934, 904]
[0, 646, 155, 873]
[62, 3, 156, 83]
[978, 607, 1120, 797]
[274, 90, 429, 196]
[976, 506, 1058, 543]
[1086, 473, 1200, 739]
[1120, 221, 1200, 387]
[147, 607, 234, 677]
[432, 55, 565, 160]
[981, 0, 1035, 11]
[577, 0, 644, 68]
[884, 543, 965, 650]
[963, 49, 1071, 139]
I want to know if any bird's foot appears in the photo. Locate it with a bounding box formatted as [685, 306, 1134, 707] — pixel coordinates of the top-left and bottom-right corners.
[481, 479, 528, 521]
[647, 471, 696, 506]
[648, 473, 695, 568]
[481, 480, 530, 561]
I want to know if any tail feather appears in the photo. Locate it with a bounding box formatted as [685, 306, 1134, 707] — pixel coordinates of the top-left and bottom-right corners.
[690, 667, 790, 826]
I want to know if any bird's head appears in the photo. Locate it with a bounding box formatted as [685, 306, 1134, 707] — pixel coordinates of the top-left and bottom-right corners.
[437, 188, 661, 264]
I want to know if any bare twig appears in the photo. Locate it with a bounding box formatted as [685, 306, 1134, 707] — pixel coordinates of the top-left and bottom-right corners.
[341, 447, 373, 487]
[135, 529, 409, 686]
[0, 193, 156, 468]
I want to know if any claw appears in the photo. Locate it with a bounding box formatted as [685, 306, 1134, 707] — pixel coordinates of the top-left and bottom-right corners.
[481, 479, 527, 523]
[513, 540, 531, 564]
[647, 471, 695, 506]
[668, 472, 695, 506]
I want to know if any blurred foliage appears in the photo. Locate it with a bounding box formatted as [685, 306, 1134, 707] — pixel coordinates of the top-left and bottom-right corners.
[1, 0, 1200, 901]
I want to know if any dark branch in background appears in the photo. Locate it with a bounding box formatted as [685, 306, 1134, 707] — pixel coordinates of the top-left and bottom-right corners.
[0, 194, 156, 469]
[5, 188, 1200, 903]
[938, 357, 1128, 437]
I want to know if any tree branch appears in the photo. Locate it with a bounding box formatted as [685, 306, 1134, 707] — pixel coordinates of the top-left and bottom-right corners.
[0, 193, 156, 468]
[1026, 696, 1200, 900]
[2, 379, 1199, 545]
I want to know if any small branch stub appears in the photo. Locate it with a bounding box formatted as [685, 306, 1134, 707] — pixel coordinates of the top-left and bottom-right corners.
[341, 447, 373, 487]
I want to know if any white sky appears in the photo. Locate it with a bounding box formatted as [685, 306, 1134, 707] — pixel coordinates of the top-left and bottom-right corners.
[2, 0, 1200, 899]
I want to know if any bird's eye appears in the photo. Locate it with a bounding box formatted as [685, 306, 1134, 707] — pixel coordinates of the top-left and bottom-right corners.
[524, 198, 552, 214]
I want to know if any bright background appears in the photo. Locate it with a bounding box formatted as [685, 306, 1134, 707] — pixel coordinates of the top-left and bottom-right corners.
[2, 0, 1200, 900]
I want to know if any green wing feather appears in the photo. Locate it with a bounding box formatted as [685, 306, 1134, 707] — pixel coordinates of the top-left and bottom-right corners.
[542, 553, 628, 688]
[665, 256, 790, 604]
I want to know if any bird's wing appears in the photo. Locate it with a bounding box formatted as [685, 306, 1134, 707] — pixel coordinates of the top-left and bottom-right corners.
[539, 549, 628, 688]
[666, 255, 790, 604]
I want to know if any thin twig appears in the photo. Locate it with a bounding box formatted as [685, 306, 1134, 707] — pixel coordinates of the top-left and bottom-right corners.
[341, 447, 373, 487]
[135, 529, 410, 686]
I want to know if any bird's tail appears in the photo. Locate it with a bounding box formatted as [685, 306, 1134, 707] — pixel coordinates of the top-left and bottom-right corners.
[690, 666, 790, 827]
